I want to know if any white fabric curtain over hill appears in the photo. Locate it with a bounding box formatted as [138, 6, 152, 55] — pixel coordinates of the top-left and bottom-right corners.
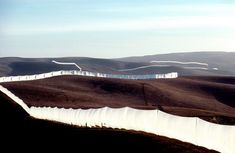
[0, 85, 234, 153]
[0, 70, 178, 83]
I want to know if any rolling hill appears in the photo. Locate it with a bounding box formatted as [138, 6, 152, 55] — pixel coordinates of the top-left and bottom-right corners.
[2, 75, 235, 125]
[0, 91, 217, 153]
[0, 52, 235, 76]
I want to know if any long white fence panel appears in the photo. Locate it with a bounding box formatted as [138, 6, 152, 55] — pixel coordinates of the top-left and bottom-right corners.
[1, 75, 235, 153]
[0, 70, 178, 83]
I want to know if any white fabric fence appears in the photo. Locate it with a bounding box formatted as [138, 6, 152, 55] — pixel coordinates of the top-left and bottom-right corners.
[0, 70, 178, 83]
[0, 84, 234, 153]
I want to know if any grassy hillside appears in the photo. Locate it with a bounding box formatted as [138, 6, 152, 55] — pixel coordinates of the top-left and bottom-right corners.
[0, 92, 218, 152]
[2, 75, 235, 125]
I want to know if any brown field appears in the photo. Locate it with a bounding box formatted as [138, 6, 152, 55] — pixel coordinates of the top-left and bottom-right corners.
[0, 91, 218, 152]
[1, 75, 235, 124]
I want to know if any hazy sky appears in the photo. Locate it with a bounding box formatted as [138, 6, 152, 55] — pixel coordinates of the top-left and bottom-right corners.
[1, 0, 235, 58]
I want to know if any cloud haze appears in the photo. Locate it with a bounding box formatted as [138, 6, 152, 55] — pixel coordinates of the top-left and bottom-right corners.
[1, 0, 235, 57]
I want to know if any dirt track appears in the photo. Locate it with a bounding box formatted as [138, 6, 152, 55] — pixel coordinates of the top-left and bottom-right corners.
[1, 75, 235, 124]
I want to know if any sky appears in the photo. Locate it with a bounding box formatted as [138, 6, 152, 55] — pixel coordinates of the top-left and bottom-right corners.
[0, 0, 235, 58]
